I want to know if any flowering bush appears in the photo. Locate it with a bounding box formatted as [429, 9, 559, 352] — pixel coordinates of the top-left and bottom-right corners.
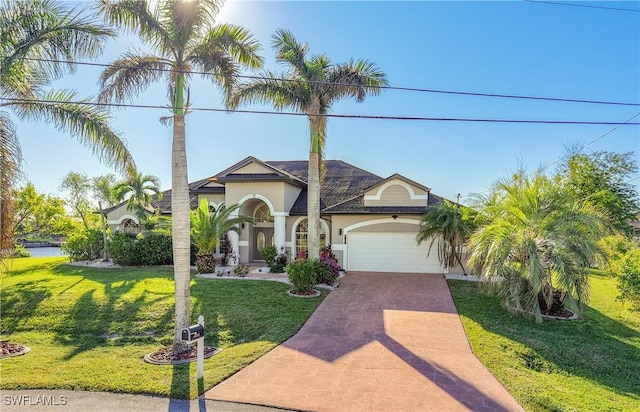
[316, 256, 340, 284]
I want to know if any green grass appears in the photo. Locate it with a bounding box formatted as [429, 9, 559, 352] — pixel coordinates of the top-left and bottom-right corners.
[1, 257, 326, 399]
[448, 274, 640, 412]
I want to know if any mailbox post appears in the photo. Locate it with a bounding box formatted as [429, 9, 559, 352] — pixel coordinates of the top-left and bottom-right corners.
[181, 315, 205, 379]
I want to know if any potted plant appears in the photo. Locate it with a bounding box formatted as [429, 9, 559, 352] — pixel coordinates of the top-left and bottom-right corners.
[190, 200, 252, 273]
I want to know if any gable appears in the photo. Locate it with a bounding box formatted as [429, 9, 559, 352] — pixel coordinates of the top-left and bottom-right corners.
[364, 178, 428, 207]
[233, 162, 275, 174]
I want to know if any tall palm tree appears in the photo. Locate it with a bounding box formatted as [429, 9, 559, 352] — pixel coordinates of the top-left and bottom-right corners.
[416, 200, 476, 273]
[230, 29, 387, 260]
[97, 0, 262, 351]
[468, 172, 609, 323]
[114, 172, 162, 216]
[0, 0, 136, 262]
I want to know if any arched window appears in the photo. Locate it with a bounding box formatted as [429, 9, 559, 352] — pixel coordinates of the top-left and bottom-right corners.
[296, 219, 326, 257]
[254, 204, 273, 223]
[122, 219, 141, 235]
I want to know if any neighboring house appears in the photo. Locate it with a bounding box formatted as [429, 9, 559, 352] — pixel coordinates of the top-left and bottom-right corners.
[105, 156, 458, 274]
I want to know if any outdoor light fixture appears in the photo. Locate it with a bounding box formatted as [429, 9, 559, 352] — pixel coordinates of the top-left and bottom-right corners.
[391, 214, 398, 220]
[338, 228, 343, 236]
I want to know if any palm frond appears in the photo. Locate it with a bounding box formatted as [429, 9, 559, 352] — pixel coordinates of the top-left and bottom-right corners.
[0, 111, 22, 260]
[229, 71, 309, 112]
[325, 59, 388, 103]
[271, 29, 309, 78]
[98, 53, 170, 104]
[12, 89, 135, 174]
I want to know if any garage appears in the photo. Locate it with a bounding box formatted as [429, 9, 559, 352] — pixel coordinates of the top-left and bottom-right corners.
[347, 232, 444, 273]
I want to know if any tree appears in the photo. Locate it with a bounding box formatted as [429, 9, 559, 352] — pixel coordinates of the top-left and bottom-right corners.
[13, 183, 78, 239]
[468, 172, 609, 323]
[190, 199, 252, 273]
[230, 29, 387, 259]
[92, 174, 119, 208]
[113, 172, 162, 216]
[59, 172, 98, 229]
[97, 0, 262, 352]
[559, 150, 639, 235]
[0, 0, 135, 261]
[416, 200, 476, 273]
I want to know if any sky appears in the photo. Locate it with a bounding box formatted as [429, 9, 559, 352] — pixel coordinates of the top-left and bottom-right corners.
[13, 0, 640, 205]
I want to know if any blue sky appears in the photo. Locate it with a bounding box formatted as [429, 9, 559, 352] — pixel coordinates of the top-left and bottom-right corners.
[15, 0, 640, 204]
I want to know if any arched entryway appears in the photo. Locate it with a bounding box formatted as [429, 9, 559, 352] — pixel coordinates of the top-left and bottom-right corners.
[252, 203, 274, 260]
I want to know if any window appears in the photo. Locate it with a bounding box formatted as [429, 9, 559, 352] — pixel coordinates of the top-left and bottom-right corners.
[254, 204, 273, 223]
[122, 219, 140, 235]
[295, 219, 326, 256]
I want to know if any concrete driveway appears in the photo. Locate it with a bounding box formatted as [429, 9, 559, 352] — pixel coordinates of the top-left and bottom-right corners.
[205, 272, 523, 412]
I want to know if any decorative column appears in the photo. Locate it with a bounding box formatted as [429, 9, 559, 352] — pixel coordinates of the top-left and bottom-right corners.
[228, 231, 240, 263]
[273, 213, 287, 254]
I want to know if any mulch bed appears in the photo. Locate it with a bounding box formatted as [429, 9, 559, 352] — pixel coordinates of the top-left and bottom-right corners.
[1, 341, 30, 358]
[144, 345, 220, 365]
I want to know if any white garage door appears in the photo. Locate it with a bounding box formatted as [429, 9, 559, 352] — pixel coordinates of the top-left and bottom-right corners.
[347, 232, 443, 273]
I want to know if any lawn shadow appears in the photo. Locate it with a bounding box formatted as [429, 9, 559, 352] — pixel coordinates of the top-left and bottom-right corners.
[0, 279, 52, 334]
[451, 281, 640, 400]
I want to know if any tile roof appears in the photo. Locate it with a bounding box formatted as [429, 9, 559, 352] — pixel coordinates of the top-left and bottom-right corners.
[157, 159, 447, 215]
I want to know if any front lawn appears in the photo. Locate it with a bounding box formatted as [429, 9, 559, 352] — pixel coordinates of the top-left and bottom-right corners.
[0, 257, 325, 399]
[449, 274, 640, 412]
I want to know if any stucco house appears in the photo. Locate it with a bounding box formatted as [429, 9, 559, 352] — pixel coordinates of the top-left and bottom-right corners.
[105, 156, 459, 274]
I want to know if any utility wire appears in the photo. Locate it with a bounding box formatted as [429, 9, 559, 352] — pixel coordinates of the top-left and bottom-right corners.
[3, 96, 640, 125]
[18, 57, 640, 107]
[524, 0, 640, 13]
[462, 111, 640, 198]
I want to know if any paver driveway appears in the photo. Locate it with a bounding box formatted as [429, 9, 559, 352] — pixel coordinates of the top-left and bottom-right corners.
[205, 272, 523, 412]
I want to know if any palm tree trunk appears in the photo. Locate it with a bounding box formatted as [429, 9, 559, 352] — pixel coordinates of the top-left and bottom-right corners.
[307, 116, 322, 260]
[171, 113, 191, 353]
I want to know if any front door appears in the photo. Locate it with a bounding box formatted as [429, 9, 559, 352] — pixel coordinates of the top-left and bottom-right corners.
[253, 228, 274, 261]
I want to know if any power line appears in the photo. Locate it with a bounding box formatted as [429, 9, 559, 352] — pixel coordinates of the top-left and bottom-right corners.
[3, 96, 640, 125]
[18, 57, 640, 107]
[524, 0, 640, 13]
[462, 111, 640, 198]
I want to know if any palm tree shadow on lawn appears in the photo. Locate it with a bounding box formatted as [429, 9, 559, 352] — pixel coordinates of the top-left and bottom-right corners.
[452, 281, 640, 399]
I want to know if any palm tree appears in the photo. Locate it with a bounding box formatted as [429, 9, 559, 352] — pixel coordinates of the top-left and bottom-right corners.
[114, 172, 162, 216]
[468, 172, 609, 323]
[230, 29, 387, 260]
[0, 0, 135, 262]
[416, 200, 476, 273]
[190, 200, 252, 273]
[97, 0, 262, 351]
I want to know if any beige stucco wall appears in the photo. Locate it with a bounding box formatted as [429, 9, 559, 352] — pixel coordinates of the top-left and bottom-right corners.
[364, 181, 427, 207]
[234, 163, 273, 174]
[225, 181, 301, 213]
[330, 214, 422, 245]
[105, 203, 142, 232]
[198, 193, 226, 208]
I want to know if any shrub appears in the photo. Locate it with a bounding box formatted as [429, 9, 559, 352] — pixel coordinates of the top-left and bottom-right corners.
[10, 245, 31, 258]
[316, 256, 340, 284]
[260, 245, 277, 267]
[62, 229, 104, 261]
[270, 251, 289, 273]
[287, 258, 317, 292]
[617, 249, 640, 310]
[136, 232, 173, 265]
[320, 244, 338, 262]
[108, 231, 138, 265]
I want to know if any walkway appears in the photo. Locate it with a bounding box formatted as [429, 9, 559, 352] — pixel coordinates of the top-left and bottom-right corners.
[205, 272, 523, 411]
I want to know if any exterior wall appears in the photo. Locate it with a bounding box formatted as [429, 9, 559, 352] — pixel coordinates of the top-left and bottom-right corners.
[198, 193, 226, 209]
[234, 163, 274, 174]
[225, 182, 289, 212]
[364, 180, 427, 207]
[105, 203, 140, 232]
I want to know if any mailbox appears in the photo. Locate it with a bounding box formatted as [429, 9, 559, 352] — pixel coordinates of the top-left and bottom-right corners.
[181, 324, 204, 342]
